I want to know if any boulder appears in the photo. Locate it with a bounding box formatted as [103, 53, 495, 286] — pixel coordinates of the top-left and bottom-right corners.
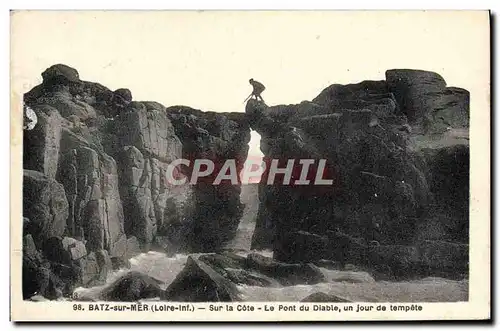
[41, 64, 80, 85]
[245, 253, 325, 286]
[162, 256, 242, 302]
[300, 292, 352, 303]
[78, 251, 112, 286]
[198, 253, 280, 287]
[23, 170, 69, 242]
[100, 271, 163, 301]
[114, 88, 133, 103]
[385, 69, 469, 130]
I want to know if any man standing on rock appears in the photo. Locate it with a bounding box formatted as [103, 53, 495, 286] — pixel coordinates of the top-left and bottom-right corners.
[246, 78, 266, 103]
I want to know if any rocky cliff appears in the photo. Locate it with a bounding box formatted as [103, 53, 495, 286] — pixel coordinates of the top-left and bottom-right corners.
[22, 64, 250, 298]
[247, 69, 469, 279]
[22, 65, 469, 299]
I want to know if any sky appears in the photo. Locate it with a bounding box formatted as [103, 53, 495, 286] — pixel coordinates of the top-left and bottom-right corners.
[11, 11, 490, 158]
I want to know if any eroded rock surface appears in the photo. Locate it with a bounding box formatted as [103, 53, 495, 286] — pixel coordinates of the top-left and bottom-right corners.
[22, 64, 251, 299]
[247, 69, 469, 281]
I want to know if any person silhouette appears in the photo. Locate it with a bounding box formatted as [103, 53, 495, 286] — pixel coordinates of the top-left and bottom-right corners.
[247, 78, 266, 102]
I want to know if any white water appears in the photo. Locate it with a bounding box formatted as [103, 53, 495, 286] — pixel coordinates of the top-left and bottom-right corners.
[74, 185, 468, 302]
[74, 247, 468, 303]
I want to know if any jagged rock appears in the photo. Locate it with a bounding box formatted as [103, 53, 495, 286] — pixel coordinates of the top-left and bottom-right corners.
[23, 234, 45, 299]
[95, 249, 113, 272]
[37, 235, 112, 290]
[198, 253, 280, 287]
[113, 101, 192, 246]
[75, 251, 112, 287]
[100, 271, 163, 301]
[23, 234, 69, 300]
[43, 237, 87, 264]
[23, 234, 40, 259]
[21, 64, 470, 293]
[116, 143, 189, 245]
[166, 106, 251, 251]
[62, 237, 87, 261]
[162, 256, 242, 302]
[247, 96, 430, 253]
[23, 170, 69, 243]
[300, 292, 352, 302]
[79, 252, 101, 286]
[29, 85, 98, 122]
[245, 253, 325, 286]
[116, 102, 182, 161]
[116, 145, 156, 244]
[57, 133, 126, 256]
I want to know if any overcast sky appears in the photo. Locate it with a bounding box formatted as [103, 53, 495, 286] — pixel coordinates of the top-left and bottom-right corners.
[11, 11, 489, 158]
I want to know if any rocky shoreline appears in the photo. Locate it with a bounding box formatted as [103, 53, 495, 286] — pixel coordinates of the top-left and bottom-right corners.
[23, 64, 469, 301]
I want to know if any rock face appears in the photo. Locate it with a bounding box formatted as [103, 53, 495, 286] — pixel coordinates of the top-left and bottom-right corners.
[248, 69, 469, 280]
[166, 106, 251, 251]
[57, 135, 127, 257]
[23, 107, 62, 178]
[113, 101, 185, 247]
[22, 64, 251, 300]
[385, 69, 469, 131]
[418, 145, 469, 242]
[23, 170, 69, 243]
